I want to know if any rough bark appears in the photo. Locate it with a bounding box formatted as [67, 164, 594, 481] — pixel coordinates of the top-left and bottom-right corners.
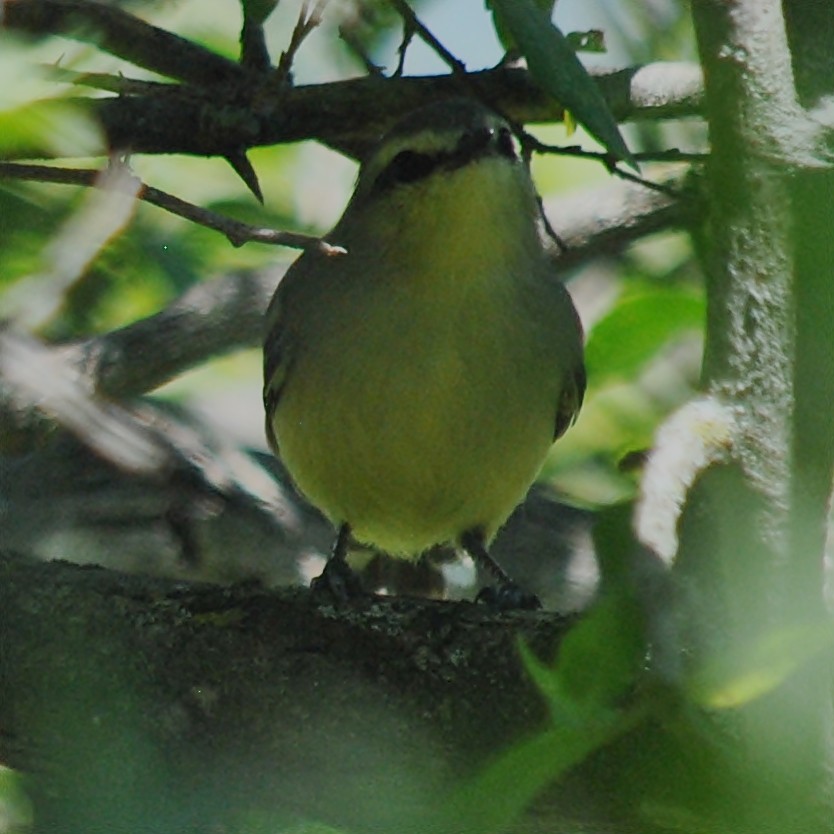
[0, 550, 577, 832]
[678, 0, 834, 827]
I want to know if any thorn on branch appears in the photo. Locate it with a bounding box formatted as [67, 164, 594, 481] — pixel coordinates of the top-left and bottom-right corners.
[225, 150, 264, 203]
[41, 64, 176, 96]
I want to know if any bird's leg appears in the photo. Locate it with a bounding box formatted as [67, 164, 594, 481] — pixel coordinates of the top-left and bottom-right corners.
[311, 523, 364, 601]
[460, 528, 541, 610]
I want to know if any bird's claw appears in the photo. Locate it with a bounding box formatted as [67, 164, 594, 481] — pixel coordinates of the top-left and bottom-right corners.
[476, 583, 542, 611]
[311, 558, 364, 602]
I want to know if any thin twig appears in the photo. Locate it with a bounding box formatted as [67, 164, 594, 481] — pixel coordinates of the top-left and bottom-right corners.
[276, 0, 331, 81]
[537, 195, 569, 254]
[337, 24, 385, 76]
[609, 166, 688, 198]
[386, 0, 468, 77]
[0, 162, 346, 255]
[140, 184, 343, 252]
[633, 149, 708, 164]
[83, 173, 689, 400]
[530, 139, 708, 166]
[525, 136, 696, 198]
[393, 17, 414, 77]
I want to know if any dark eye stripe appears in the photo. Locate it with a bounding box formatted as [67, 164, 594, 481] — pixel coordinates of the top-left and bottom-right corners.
[372, 150, 438, 191]
[371, 124, 517, 193]
[391, 151, 437, 183]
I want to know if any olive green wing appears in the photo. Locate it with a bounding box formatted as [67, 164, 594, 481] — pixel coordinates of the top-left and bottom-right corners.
[262, 265, 302, 455]
[552, 282, 586, 441]
[554, 360, 586, 440]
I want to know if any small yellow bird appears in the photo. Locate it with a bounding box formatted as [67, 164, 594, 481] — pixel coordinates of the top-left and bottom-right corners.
[263, 98, 585, 608]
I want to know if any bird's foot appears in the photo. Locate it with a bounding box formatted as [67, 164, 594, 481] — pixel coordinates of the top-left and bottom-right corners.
[311, 557, 364, 603]
[476, 582, 542, 611]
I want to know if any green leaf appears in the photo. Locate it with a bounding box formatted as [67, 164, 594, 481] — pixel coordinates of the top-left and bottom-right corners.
[585, 289, 705, 384]
[439, 718, 630, 834]
[488, 0, 635, 168]
[688, 622, 834, 709]
[485, 0, 556, 54]
[0, 766, 33, 831]
[554, 595, 644, 704]
[563, 107, 577, 136]
[551, 503, 646, 707]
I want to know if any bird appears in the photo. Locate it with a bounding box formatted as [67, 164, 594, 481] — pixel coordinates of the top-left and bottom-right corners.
[263, 97, 585, 608]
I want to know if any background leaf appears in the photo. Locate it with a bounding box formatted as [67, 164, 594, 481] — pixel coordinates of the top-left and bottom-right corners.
[489, 0, 635, 167]
[585, 289, 705, 384]
[688, 622, 834, 709]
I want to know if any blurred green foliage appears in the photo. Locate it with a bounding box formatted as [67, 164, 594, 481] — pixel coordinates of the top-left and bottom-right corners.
[585, 286, 704, 385]
[1, 0, 704, 479]
[0, 768, 33, 834]
[0, 2, 722, 832]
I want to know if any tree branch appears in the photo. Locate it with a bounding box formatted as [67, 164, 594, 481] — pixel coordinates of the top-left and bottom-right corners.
[2, 2, 704, 184]
[103, 63, 703, 160]
[544, 168, 695, 269]
[0, 169, 692, 466]
[0, 550, 572, 830]
[3, 0, 251, 86]
[693, 0, 799, 561]
[680, 1, 834, 825]
[2, 42, 702, 161]
[67, 170, 690, 401]
[0, 162, 346, 253]
[3, 0, 696, 140]
[69, 267, 280, 399]
[0, 549, 672, 834]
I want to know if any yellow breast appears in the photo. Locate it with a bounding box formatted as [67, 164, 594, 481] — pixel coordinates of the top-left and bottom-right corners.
[270, 156, 568, 556]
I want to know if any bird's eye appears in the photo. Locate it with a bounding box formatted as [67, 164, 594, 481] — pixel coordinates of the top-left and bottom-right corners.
[386, 150, 436, 184]
[496, 126, 517, 160]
